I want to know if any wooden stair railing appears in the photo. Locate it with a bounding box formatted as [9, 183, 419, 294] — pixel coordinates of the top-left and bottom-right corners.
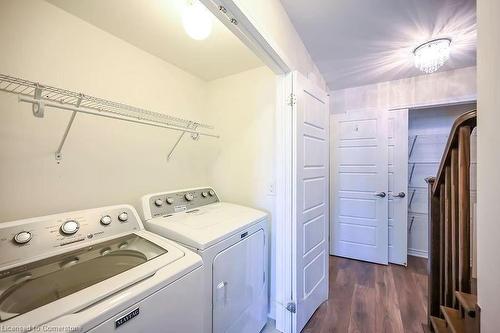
[425, 110, 479, 333]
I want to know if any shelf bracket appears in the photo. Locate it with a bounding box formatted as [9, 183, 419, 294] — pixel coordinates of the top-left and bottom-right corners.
[408, 189, 417, 208]
[408, 216, 415, 232]
[166, 122, 199, 162]
[166, 131, 186, 162]
[408, 135, 418, 159]
[54, 94, 83, 163]
[408, 163, 416, 183]
[32, 84, 44, 118]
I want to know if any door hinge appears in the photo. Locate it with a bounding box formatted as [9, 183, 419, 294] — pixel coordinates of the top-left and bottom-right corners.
[286, 302, 296, 313]
[288, 93, 296, 106]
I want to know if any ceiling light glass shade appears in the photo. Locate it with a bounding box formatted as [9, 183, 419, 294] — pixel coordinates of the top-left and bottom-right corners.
[413, 38, 452, 74]
[182, 1, 213, 40]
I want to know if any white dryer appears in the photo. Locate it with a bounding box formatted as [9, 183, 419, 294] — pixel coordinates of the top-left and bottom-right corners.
[142, 187, 268, 333]
[0, 205, 204, 332]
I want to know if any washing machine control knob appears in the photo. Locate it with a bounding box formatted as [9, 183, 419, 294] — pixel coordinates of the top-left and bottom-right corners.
[185, 193, 194, 201]
[100, 215, 112, 226]
[208, 190, 215, 196]
[118, 212, 128, 222]
[14, 231, 32, 244]
[61, 220, 79, 235]
[154, 199, 164, 207]
[166, 197, 174, 205]
[201, 191, 208, 198]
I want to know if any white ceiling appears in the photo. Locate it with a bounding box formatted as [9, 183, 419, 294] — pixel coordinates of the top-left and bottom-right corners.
[280, 0, 477, 90]
[46, 0, 263, 81]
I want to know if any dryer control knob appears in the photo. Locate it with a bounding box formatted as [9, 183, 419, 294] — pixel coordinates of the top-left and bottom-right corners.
[14, 231, 32, 244]
[208, 190, 215, 196]
[100, 215, 112, 226]
[154, 199, 164, 207]
[166, 197, 174, 205]
[61, 220, 80, 235]
[118, 212, 128, 222]
[185, 193, 194, 201]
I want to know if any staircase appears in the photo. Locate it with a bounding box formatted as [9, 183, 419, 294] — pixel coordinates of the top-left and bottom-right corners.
[429, 291, 480, 333]
[425, 110, 480, 333]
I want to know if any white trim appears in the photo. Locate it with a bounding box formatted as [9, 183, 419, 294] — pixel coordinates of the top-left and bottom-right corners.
[339, 96, 476, 115]
[274, 73, 293, 333]
[389, 95, 477, 111]
[200, 0, 289, 75]
[291, 71, 298, 332]
[408, 248, 429, 258]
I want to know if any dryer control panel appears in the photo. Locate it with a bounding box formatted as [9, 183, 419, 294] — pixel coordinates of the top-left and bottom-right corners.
[144, 187, 220, 219]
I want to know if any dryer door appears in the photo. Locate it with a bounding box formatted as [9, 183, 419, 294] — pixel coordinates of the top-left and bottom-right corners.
[212, 229, 267, 333]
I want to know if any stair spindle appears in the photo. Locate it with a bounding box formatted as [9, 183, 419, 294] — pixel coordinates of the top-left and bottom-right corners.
[458, 126, 471, 294]
[451, 148, 459, 308]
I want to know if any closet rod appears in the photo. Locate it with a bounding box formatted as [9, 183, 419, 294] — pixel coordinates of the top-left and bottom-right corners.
[19, 97, 219, 138]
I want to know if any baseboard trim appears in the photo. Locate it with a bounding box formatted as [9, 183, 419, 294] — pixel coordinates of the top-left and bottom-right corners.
[408, 248, 428, 258]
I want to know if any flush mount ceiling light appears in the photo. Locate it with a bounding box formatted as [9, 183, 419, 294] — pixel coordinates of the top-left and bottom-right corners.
[182, 0, 213, 40]
[413, 38, 452, 74]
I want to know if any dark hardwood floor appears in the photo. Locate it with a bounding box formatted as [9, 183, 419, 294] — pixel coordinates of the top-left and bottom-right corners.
[302, 255, 428, 333]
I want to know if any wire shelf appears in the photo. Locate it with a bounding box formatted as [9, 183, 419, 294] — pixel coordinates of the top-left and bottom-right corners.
[0, 74, 214, 130]
[0, 73, 218, 163]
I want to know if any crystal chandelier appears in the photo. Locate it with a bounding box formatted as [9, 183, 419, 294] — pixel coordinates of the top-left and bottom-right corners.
[413, 38, 452, 74]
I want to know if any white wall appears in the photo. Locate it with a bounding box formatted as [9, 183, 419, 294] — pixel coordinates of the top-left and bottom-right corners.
[477, 0, 500, 331]
[0, 0, 215, 222]
[331, 66, 477, 113]
[232, 0, 327, 90]
[205, 66, 277, 317]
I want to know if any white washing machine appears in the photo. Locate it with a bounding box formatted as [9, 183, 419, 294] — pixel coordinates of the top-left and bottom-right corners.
[0, 205, 204, 332]
[141, 187, 268, 333]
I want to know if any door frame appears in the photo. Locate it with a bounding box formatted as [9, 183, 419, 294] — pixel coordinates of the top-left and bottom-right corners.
[199, 1, 300, 332]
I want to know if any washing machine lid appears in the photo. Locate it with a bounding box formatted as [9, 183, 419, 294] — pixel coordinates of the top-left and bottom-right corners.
[145, 202, 268, 250]
[0, 230, 188, 324]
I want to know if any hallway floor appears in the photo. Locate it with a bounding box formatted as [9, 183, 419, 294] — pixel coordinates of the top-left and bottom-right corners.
[302, 255, 428, 333]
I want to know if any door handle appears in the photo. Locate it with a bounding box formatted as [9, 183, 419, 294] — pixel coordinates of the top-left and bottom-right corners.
[374, 192, 386, 198]
[391, 192, 406, 198]
[216, 281, 228, 305]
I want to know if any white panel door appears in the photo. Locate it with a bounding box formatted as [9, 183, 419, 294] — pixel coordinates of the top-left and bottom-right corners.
[388, 109, 409, 265]
[331, 111, 389, 264]
[292, 72, 329, 333]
